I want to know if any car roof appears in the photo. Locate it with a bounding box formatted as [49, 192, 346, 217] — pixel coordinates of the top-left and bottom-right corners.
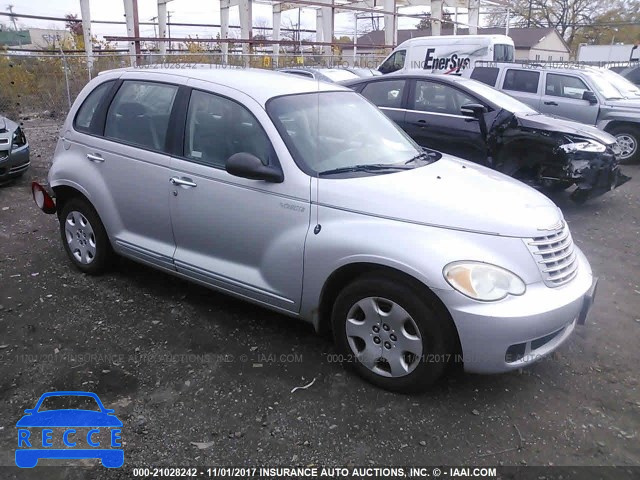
[101, 67, 346, 106]
[342, 72, 469, 86]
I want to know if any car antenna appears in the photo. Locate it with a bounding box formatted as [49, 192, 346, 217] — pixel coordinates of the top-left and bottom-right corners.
[313, 77, 322, 235]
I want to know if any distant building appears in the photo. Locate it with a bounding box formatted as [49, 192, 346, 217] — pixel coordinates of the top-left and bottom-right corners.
[577, 44, 640, 63]
[344, 27, 571, 62]
[0, 28, 72, 50]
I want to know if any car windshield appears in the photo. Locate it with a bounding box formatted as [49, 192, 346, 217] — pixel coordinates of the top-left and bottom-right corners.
[596, 69, 640, 98]
[458, 78, 538, 114]
[267, 91, 424, 175]
[37, 395, 101, 412]
[585, 71, 625, 99]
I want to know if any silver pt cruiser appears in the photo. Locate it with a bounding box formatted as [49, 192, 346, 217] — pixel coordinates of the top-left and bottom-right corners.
[32, 68, 598, 392]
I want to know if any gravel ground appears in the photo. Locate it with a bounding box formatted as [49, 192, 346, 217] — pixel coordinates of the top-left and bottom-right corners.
[0, 118, 639, 478]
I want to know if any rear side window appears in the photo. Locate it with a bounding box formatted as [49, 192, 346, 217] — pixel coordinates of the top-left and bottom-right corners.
[545, 74, 589, 99]
[74, 81, 114, 132]
[470, 67, 500, 87]
[361, 80, 406, 108]
[104, 80, 178, 151]
[503, 69, 540, 94]
[184, 90, 272, 168]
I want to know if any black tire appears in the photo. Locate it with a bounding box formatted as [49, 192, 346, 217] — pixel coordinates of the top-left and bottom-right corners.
[58, 197, 113, 275]
[609, 125, 640, 164]
[331, 273, 457, 393]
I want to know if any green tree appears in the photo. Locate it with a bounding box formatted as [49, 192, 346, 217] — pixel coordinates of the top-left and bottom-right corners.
[485, 0, 638, 50]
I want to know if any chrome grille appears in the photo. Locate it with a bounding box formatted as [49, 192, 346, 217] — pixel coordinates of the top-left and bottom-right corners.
[526, 223, 578, 287]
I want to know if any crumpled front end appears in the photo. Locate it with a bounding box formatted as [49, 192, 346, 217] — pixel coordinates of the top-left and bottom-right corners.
[554, 139, 631, 203]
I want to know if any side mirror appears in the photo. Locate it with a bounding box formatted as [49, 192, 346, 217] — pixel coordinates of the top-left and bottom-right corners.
[460, 103, 488, 119]
[582, 90, 597, 104]
[226, 152, 284, 183]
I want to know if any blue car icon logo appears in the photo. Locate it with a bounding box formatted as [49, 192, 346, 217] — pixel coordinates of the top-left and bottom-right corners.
[15, 391, 123, 468]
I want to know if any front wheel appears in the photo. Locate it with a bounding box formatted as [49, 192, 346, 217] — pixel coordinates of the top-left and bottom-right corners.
[59, 198, 113, 275]
[331, 273, 457, 393]
[610, 125, 640, 164]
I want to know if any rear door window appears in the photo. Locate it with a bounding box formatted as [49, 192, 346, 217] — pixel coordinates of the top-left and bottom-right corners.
[104, 80, 178, 152]
[361, 80, 406, 108]
[503, 69, 540, 94]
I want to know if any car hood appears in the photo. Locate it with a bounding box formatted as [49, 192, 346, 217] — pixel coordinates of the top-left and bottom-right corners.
[319, 155, 563, 238]
[603, 98, 640, 108]
[16, 410, 123, 427]
[515, 113, 616, 145]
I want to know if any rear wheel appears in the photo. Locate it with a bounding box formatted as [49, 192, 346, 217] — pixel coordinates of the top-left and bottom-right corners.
[59, 198, 113, 275]
[609, 125, 640, 164]
[331, 273, 456, 393]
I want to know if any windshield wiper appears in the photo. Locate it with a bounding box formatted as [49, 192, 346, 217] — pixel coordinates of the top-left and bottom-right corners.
[319, 163, 412, 176]
[405, 151, 437, 164]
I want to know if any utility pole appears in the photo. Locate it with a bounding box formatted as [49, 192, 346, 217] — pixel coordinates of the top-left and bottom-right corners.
[132, 0, 141, 62]
[7, 5, 18, 30]
[167, 11, 172, 52]
[150, 16, 158, 51]
[527, 0, 532, 28]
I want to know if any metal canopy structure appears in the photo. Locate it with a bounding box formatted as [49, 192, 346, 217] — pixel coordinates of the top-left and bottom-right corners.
[77, 0, 482, 64]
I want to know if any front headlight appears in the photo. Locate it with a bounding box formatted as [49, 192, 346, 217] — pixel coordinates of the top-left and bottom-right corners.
[11, 127, 27, 150]
[558, 140, 606, 154]
[443, 261, 526, 301]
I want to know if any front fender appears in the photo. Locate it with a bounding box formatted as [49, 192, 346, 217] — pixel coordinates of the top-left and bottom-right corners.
[299, 207, 542, 328]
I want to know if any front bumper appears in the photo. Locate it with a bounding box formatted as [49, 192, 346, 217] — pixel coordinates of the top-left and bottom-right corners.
[571, 164, 631, 203]
[0, 145, 30, 181]
[437, 248, 595, 374]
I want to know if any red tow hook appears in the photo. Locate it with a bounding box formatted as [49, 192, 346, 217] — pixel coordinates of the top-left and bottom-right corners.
[31, 182, 56, 214]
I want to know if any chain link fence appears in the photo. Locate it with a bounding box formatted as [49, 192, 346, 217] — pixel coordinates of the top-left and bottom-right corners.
[0, 51, 386, 120]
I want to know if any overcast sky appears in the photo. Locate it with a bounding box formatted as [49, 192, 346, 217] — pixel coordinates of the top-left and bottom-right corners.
[3, 0, 476, 42]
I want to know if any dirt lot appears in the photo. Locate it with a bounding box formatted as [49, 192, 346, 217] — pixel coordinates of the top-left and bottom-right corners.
[0, 118, 639, 478]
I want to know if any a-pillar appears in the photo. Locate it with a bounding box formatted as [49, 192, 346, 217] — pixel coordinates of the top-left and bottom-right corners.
[79, 0, 93, 72]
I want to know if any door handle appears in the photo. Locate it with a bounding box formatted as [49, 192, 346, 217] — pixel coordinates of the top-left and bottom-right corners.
[86, 153, 104, 163]
[413, 120, 428, 127]
[544, 101, 559, 106]
[170, 177, 197, 188]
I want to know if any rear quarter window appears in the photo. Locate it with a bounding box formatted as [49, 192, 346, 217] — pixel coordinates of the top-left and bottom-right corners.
[470, 67, 500, 87]
[74, 81, 115, 133]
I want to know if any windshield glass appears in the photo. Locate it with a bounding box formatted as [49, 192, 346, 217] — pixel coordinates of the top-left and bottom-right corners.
[596, 69, 640, 98]
[267, 91, 423, 175]
[458, 78, 538, 113]
[494, 44, 514, 62]
[585, 71, 625, 99]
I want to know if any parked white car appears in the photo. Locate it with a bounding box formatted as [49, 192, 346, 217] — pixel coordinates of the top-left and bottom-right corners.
[32, 68, 597, 392]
